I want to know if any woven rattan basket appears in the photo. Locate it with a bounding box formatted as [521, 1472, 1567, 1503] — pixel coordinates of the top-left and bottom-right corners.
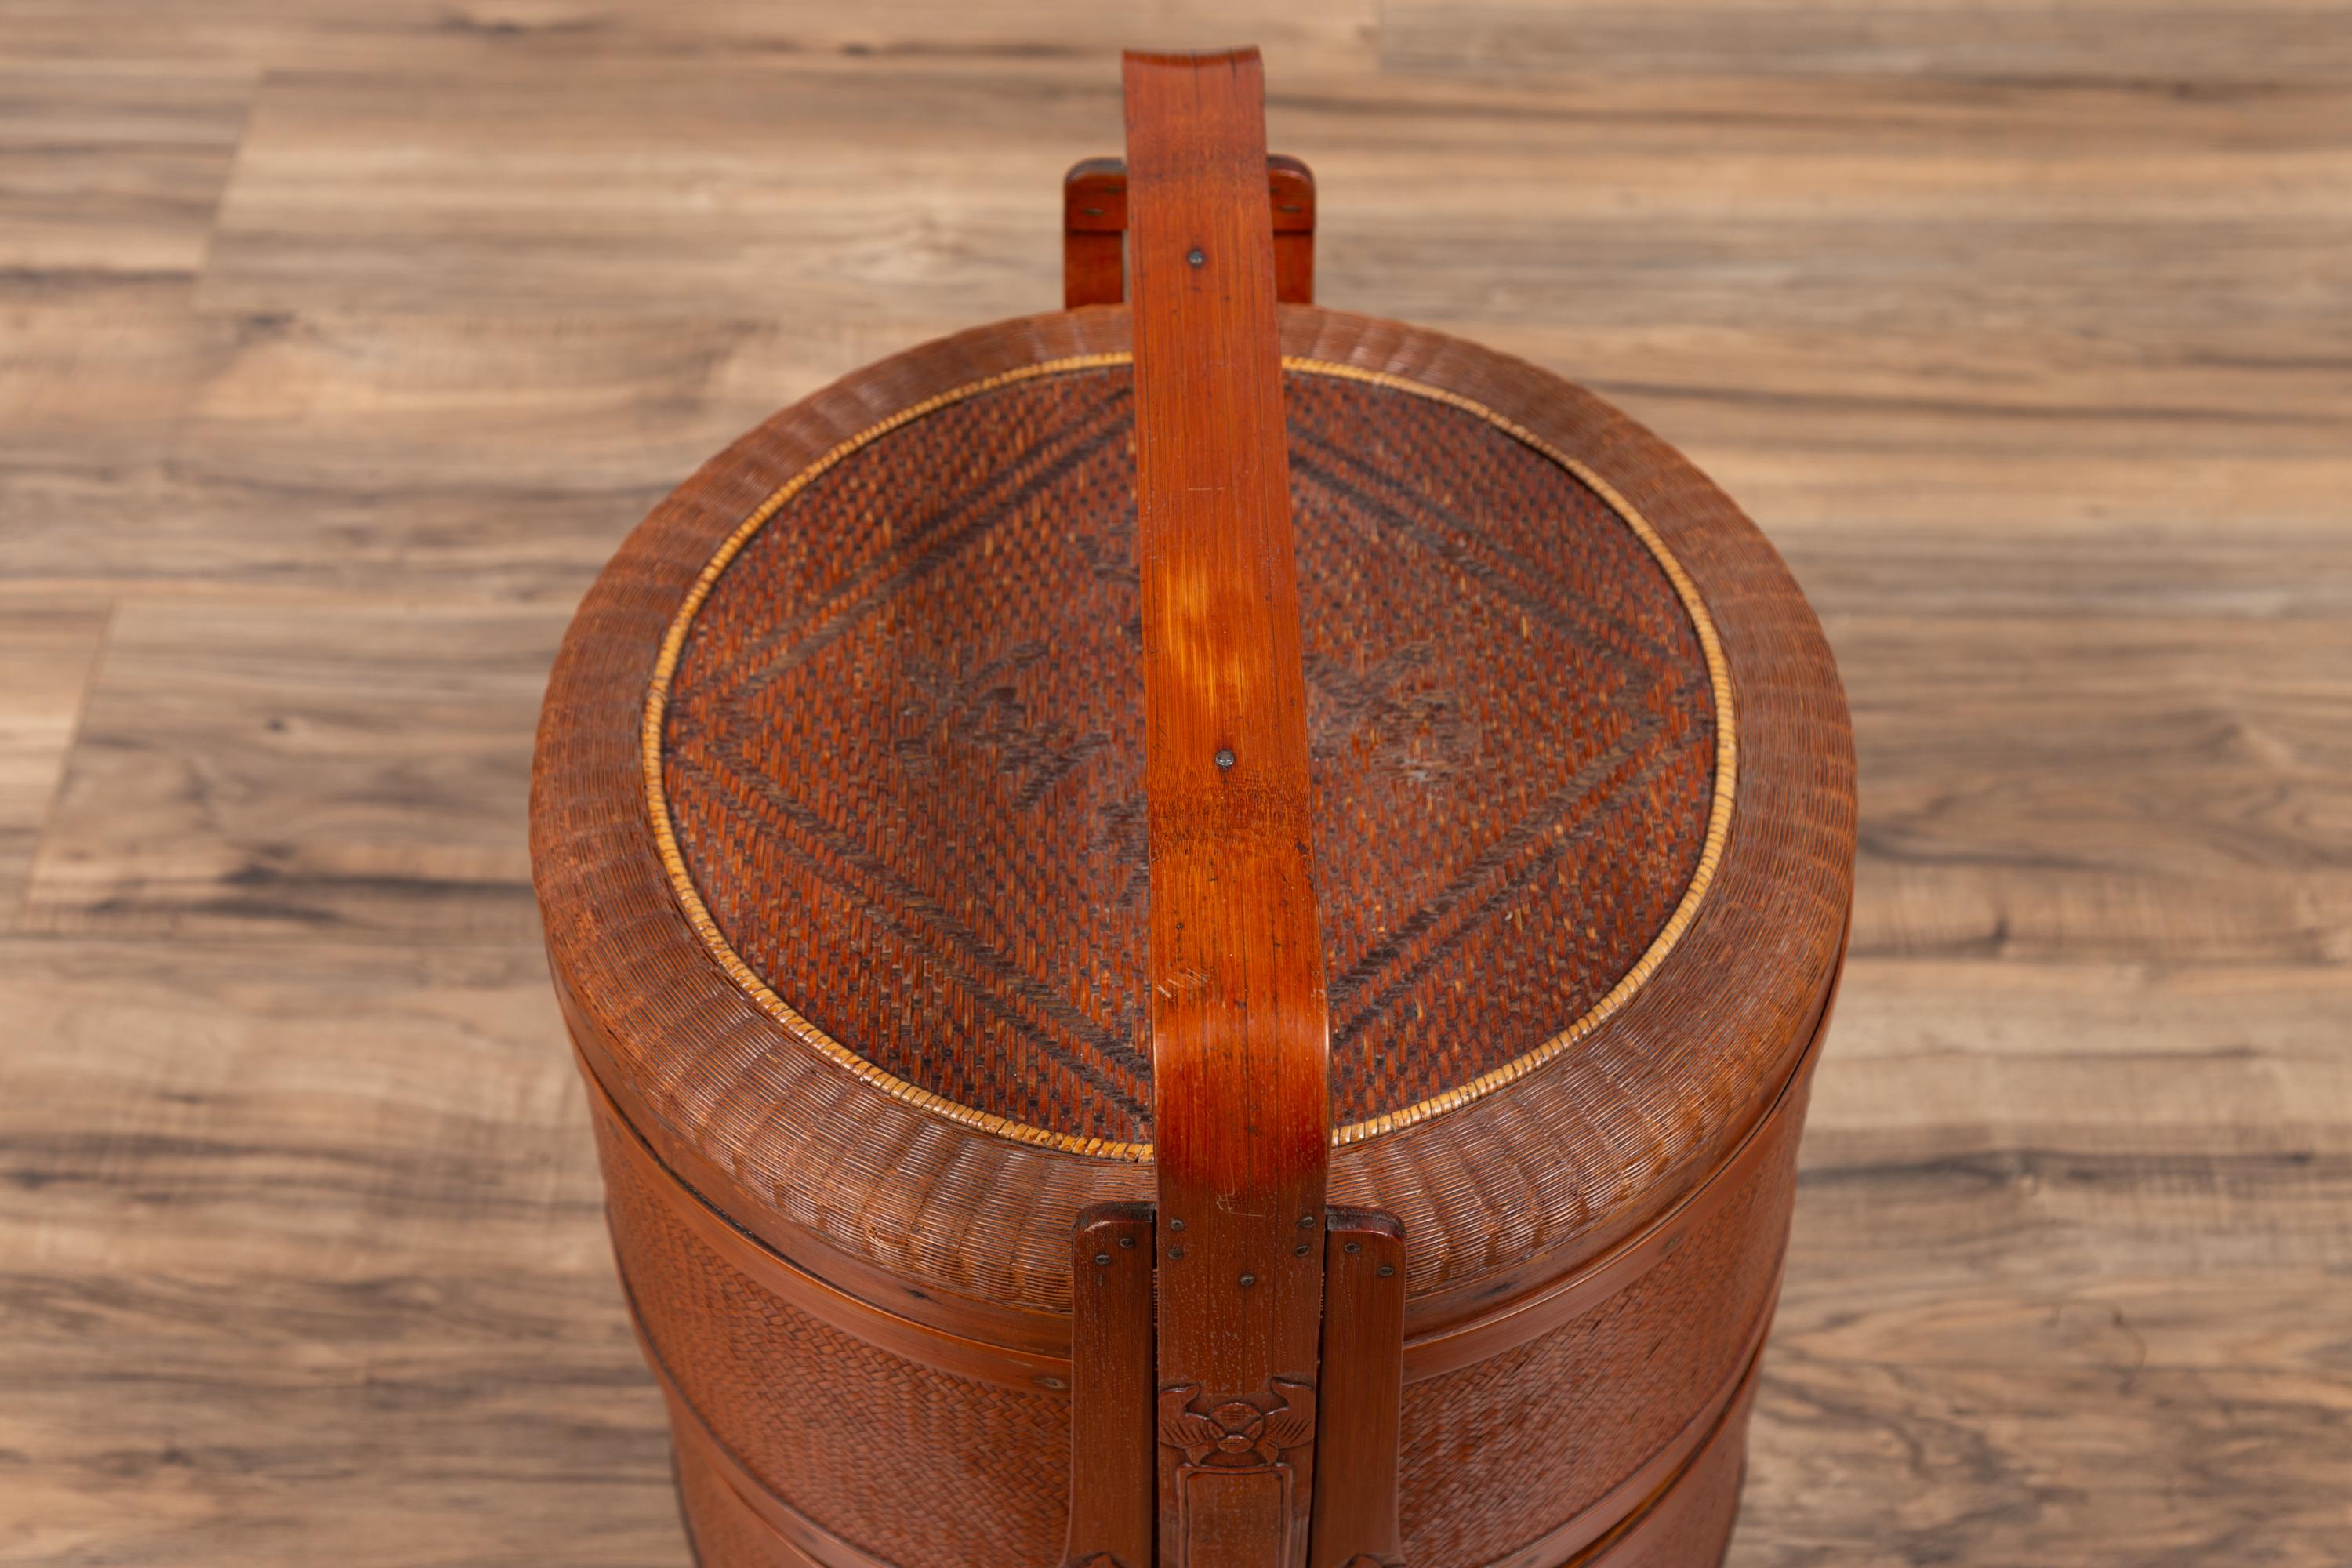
[531, 48, 1854, 1568]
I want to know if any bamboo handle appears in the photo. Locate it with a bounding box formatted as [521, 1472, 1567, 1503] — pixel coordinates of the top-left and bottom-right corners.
[1125, 46, 1333, 1568]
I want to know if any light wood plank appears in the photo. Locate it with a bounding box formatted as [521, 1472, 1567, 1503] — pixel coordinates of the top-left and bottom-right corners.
[0, 937, 675, 1566]
[1, 1, 1374, 72]
[1381, 1, 2352, 83]
[19, 600, 564, 941]
[1748, 1272, 2352, 1566]
[0, 309, 895, 599]
[0, 605, 111, 921]
[0, 56, 253, 300]
[1839, 615, 2352, 965]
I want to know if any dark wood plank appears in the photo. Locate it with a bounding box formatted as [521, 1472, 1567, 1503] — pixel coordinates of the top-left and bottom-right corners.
[1064, 1204, 1159, 1568]
[1308, 1210, 1405, 1568]
[1124, 48, 1330, 1568]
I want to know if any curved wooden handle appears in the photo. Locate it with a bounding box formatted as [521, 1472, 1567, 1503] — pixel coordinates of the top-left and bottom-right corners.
[1125, 47, 1333, 1568]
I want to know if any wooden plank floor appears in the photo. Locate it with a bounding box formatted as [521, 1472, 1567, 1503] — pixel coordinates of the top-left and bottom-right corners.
[4, 3, 2348, 1563]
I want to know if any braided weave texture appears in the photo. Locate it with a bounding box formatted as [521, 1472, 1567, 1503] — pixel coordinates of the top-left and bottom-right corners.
[532, 304, 1853, 1315]
[597, 1074, 1796, 1568]
[659, 367, 1714, 1146]
[1396, 1092, 1793, 1563]
[598, 1109, 1069, 1566]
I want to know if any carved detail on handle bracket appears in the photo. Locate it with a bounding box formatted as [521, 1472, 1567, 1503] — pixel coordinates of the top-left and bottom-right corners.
[1157, 1377, 1318, 1470]
[1158, 1377, 1320, 1568]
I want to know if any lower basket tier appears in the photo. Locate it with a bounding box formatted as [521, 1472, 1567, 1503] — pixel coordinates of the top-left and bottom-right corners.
[588, 1044, 1802, 1568]
[670, 1348, 1761, 1568]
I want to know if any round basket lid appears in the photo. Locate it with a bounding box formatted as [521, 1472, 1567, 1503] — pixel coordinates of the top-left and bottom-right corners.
[533, 305, 1853, 1317]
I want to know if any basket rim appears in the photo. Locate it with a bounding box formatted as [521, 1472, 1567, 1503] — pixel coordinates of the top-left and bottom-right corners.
[530, 301, 1853, 1320]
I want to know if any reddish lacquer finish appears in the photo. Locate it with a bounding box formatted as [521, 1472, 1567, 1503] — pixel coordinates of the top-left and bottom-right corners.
[1062, 158, 1127, 309]
[1063, 154, 1315, 309]
[1125, 48, 1334, 1568]
[1064, 1204, 1158, 1568]
[1309, 1209, 1406, 1568]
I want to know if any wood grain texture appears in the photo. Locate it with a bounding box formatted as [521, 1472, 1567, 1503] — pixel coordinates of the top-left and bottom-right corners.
[1064, 1205, 1159, 1568]
[1308, 1209, 1406, 1568]
[0, 605, 108, 919]
[2, 2, 2347, 1564]
[20, 598, 561, 942]
[1062, 154, 1316, 307]
[0, 938, 674, 1566]
[1123, 50, 1330, 1568]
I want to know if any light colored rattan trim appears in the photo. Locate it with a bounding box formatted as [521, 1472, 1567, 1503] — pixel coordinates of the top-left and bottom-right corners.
[1293, 361, 1740, 1145]
[643, 353, 1737, 1161]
